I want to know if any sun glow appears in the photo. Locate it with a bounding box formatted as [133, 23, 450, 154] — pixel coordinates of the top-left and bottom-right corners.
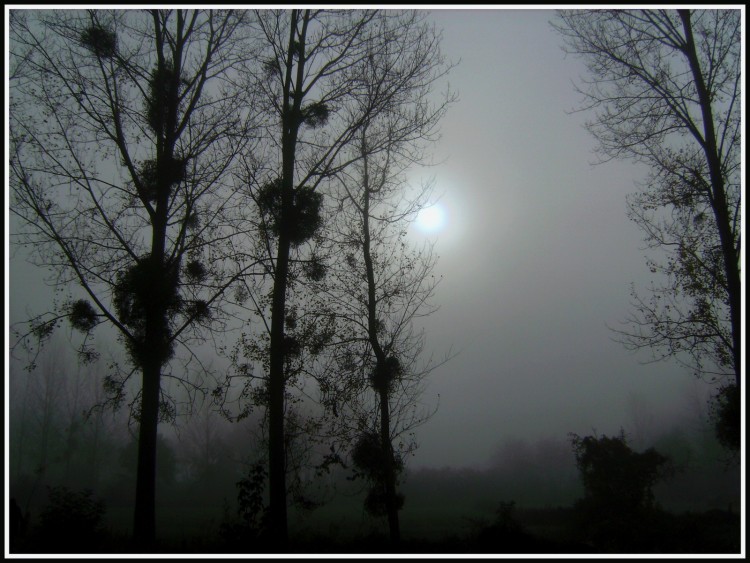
[415, 204, 447, 234]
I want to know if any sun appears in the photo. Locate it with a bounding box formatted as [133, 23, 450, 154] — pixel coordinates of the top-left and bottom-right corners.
[415, 204, 447, 234]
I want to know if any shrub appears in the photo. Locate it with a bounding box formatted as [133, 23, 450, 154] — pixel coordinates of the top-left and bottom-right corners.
[569, 430, 672, 551]
[37, 486, 106, 551]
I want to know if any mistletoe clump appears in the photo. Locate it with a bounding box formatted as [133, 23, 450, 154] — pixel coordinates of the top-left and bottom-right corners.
[351, 431, 404, 517]
[256, 178, 323, 246]
[113, 256, 182, 366]
[369, 355, 402, 393]
[69, 299, 98, 332]
[80, 25, 117, 59]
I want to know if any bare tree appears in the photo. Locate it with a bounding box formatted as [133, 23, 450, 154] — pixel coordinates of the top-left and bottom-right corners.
[303, 28, 454, 541]
[9, 9, 261, 544]
[221, 9, 455, 543]
[326, 149, 446, 543]
[552, 9, 741, 448]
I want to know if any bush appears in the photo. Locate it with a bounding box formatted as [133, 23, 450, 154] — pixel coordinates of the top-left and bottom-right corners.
[37, 486, 106, 551]
[569, 430, 672, 551]
[219, 462, 269, 550]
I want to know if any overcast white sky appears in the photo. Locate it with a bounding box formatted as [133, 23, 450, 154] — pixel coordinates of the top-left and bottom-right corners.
[5, 7, 730, 471]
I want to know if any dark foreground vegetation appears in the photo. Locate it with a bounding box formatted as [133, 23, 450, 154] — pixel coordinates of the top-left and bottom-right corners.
[9, 498, 740, 555]
[8, 420, 741, 556]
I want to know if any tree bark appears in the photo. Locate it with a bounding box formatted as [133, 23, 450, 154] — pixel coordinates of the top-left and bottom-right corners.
[268, 233, 290, 544]
[133, 360, 160, 547]
[378, 387, 401, 544]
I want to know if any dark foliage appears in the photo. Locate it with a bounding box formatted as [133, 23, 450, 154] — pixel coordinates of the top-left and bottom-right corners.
[283, 335, 302, 358]
[237, 462, 268, 531]
[185, 299, 210, 323]
[184, 260, 207, 283]
[352, 432, 386, 481]
[113, 256, 182, 367]
[711, 384, 740, 452]
[569, 430, 673, 551]
[351, 431, 405, 517]
[364, 486, 405, 518]
[10, 500, 740, 554]
[368, 355, 402, 393]
[219, 462, 269, 549]
[37, 486, 106, 551]
[571, 430, 671, 510]
[255, 178, 324, 246]
[137, 157, 187, 202]
[300, 101, 330, 128]
[302, 258, 327, 282]
[68, 299, 98, 332]
[145, 61, 185, 135]
[113, 257, 181, 326]
[80, 25, 117, 59]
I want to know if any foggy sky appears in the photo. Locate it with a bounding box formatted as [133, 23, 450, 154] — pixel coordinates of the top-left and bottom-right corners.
[399, 8, 715, 468]
[5, 8, 722, 471]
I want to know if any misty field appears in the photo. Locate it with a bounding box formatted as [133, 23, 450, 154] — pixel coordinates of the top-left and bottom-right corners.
[9, 425, 740, 555]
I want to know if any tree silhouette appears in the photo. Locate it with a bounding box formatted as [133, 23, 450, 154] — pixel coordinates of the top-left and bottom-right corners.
[313, 60, 454, 541]
[553, 9, 741, 449]
[9, 9, 261, 545]
[570, 430, 672, 550]
[325, 142, 445, 543]
[291, 12, 454, 543]
[222, 9, 454, 544]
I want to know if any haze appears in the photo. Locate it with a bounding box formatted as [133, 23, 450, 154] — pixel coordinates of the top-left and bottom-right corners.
[5, 6, 742, 553]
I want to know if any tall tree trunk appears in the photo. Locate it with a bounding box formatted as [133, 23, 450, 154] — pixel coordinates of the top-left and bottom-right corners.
[132, 206, 170, 547]
[379, 387, 401, 544]
[679, 9, 741, 389]
[268, 232, 290, 544]
[265, 9, 309, 545]
[361, 146, 401, 544]
[133, 228, 167, 548]
[132, 30, 176, 538]
[133, 360, 160, 547]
